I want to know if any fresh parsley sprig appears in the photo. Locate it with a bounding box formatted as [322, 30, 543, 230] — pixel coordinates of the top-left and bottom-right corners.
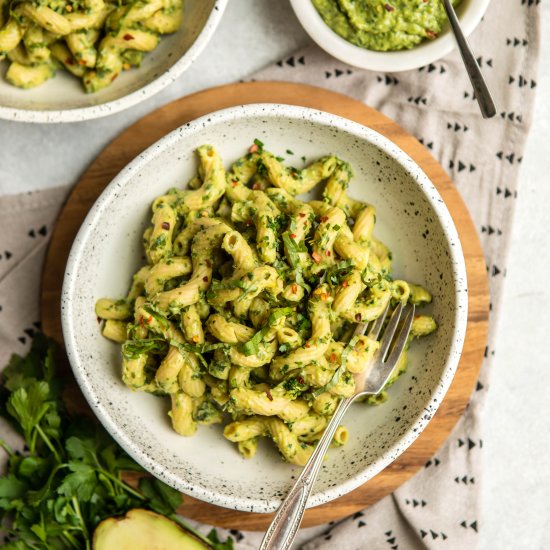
[0, 334, 233, 550]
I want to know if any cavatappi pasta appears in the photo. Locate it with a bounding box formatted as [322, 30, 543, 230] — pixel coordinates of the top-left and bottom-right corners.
[96, 141, 437, 465]
[0, 0, 183, 91]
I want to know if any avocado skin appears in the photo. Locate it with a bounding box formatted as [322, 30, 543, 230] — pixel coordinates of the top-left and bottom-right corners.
[93, 508, 212, 549]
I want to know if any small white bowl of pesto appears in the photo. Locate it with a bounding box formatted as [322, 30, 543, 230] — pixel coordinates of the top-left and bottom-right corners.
[290, 0, 491, 72]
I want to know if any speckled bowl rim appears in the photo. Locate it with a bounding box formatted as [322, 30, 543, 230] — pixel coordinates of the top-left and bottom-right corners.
[62, 103, 468, 512]
[289, 0, 491, 72]
[0, 0, 227, 124]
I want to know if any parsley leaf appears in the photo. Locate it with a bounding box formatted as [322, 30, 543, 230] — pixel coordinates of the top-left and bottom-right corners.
[282, 231, 300, 268]
[0, 334, 219, 550]
[57, 462, 98, 501]
[208, 529, 235, 550]
[238, 308, 293, 356]
[122, 337, 168, 360]
[0, 474, 27, 510]
[138, 477, 182, 516]
[312, 336, 359, 398]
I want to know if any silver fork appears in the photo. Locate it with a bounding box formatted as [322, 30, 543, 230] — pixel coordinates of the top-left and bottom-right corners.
[260, 301, 415, 550]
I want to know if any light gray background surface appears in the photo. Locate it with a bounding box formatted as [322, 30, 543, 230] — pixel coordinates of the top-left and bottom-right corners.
[0, 2, 547, 548]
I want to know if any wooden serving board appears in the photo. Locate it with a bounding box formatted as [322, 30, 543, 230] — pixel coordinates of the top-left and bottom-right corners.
[41, 82, 489, 530]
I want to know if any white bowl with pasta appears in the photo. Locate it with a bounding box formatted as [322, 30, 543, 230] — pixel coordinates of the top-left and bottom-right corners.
[62, 104, 468, 512]
[0, 0, 227, 123]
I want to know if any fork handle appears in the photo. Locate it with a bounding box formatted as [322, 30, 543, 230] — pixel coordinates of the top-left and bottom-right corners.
[259, 395, 355, 550]
[441, 0, 496, 119]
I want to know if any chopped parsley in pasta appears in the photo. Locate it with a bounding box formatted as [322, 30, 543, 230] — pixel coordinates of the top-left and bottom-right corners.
[95, 143, 437, 465]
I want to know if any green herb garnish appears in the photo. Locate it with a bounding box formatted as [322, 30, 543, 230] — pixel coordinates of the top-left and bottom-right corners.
[0, 335, 233, 550]
[312, 335, 359, 398]
[239, 307, 293, 356]
[122, 337, 168, 359]
[253, 138, 264, 151]
[282, 232, 300, 268]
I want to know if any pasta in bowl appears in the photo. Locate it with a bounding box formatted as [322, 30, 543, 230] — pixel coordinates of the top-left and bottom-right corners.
[0, 0, 226, 122]
[62, 105, 467, 512]
[95, 143, 438, 466]
[0, 0, 185, 92]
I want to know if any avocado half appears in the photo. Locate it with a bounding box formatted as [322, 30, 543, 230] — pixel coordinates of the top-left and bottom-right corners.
[93, 509, 212, 549]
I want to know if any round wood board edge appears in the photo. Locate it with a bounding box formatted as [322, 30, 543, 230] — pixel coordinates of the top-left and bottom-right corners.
[41, 81, 490, 530]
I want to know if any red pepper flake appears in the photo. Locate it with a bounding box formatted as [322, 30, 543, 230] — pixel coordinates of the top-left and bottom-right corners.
[123, 33, 134, 41]
[325, 250, 331, 257]
[305, 342, 311, 348]
[205, 259, 212, 268]
[312, 251, 322, 264]
[297, 376, 305, 385]
[356, 339, 364, 347]
[329, 352, 337, 363]
[245, 219, 254, 226]
[146, 316, 153, 325]
[111, 74, 118, 82]
[298, 212, 306, 218]
[291, 283, 298, 294]
[384, 3, 395, 11]
[202, 276, 209, 282]
[290, 233, 297, 239]
[266, 389, 273, 401]
[249, 143, 259, 154]
[355, 313, 362, 322]
[161, 221, 170, 230]
[66, 57, 74, 65]
[426, 30, 438, 39]
[320, 215, 329, 223]
[342, 280, 349, 288]
[252, 182, 261, 190]
[231, 180, 238, 187]
[139, 316, 145, 327]
[320, 292, 328, 301]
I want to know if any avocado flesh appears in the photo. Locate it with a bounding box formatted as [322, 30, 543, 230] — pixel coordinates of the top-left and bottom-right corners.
[93, 508, 211, 550]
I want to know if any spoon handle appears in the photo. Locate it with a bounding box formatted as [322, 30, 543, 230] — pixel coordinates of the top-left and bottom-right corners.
[442, 0, 496, 119]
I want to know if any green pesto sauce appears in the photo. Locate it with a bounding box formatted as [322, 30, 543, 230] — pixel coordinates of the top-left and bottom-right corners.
[312, 0, 461, 51]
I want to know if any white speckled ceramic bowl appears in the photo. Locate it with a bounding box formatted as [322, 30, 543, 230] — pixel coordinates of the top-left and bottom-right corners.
[289, 0, 491, 72]
[62, 104, 468, 513]
[0, 0, 226, 123]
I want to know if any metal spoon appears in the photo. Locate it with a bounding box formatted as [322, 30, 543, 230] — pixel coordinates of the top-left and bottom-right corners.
[441, 0, 496, 118]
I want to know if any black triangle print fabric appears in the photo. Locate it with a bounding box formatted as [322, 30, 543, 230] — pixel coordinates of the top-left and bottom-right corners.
[0, 187, 69, 364]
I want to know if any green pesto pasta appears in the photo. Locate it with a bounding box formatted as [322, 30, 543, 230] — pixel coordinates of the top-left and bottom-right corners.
[96, 141, 437, 466]
[0, 0, 183, 92]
